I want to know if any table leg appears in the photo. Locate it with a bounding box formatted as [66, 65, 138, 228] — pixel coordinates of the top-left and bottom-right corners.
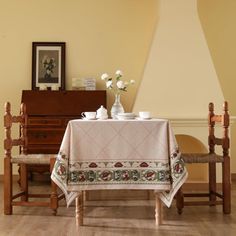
[155, 193, 162, 226]
[75, 191, 84, 226]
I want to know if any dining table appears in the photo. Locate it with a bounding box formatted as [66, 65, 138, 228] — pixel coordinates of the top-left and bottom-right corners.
[51, 118, 188, 226]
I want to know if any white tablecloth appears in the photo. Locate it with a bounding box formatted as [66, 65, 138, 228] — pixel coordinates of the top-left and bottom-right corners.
[51, 119, 188, 207]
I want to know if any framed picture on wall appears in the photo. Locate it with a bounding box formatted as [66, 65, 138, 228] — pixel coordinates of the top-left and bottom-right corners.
[32, 42, 66, 90]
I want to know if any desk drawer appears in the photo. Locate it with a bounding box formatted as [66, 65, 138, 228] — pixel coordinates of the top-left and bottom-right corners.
[27, 145, 59, 154]
[27, 129, 64, 144]
[28, 118, 62, 127]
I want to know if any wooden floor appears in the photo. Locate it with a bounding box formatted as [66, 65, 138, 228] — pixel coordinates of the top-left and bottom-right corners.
[0, 181, 236, 236]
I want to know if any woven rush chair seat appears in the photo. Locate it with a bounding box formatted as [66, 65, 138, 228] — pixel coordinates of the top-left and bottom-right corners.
[181, 153, 224, 163]
[11, 154, 57, 164]
[176, 101, 231, 215]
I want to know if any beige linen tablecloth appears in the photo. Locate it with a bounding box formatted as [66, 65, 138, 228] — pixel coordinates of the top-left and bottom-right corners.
[51, 119, 188, 207]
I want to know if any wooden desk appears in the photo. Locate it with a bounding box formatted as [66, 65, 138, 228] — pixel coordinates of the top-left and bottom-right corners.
[21, 90, 106, 178]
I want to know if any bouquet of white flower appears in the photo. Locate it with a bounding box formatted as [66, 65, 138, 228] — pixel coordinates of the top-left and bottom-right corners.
[101, 70, 135, 119]
[101, 70, 135, 95]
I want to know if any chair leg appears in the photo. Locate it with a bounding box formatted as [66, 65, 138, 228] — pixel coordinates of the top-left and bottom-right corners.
[209, 162, 216, 206]
[223, 157, 231, 214]
[50, 158, 58, 216]
[4, 158, 13, 215]
[176, 187, 184, 214]
[20, 164, 28, 201]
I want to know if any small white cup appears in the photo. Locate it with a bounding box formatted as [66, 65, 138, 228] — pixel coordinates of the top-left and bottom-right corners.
[81, 112, 96, 119]
[139, 111, 151, 119]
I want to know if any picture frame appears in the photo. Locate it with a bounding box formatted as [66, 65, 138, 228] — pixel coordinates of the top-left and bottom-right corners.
[32, 42, 65, 90]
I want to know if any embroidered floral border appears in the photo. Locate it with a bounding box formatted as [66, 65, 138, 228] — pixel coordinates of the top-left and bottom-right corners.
[53, 151, 186, 186]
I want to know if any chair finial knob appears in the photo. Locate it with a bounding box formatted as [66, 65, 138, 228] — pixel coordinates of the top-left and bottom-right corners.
[209, 102, 214, 112]
[223, 101, 228, 112]
[5, 102, 10, 113]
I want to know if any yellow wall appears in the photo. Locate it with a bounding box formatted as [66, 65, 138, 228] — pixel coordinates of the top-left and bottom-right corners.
[0, 0, 158, 174]
[198, 0, 236, 174]
[133, 0, 224, 118]
[0, 0, 235, 176]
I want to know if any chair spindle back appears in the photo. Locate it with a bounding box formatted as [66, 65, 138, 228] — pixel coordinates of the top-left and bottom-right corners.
[4, 102, 28, 158]
[208, 101, 229, 157]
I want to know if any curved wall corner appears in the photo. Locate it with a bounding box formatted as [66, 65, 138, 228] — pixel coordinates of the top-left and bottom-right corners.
[132, 0, 224, 117]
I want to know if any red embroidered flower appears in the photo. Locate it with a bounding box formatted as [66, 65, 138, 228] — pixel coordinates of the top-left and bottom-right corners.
[140, 162, 148, 167]
[114, 162, 123, 167]
[89, 162, 98, 168]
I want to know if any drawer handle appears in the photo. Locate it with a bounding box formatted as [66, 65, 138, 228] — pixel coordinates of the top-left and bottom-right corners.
[35, 134, 47, 138]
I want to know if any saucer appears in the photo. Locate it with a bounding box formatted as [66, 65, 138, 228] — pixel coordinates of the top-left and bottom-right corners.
[96, 116, 108, 120]
[82, 117, 97, 120]
[135, 117, 152, 120]
[117, 116, 136, 120]
[117, 112, 136, 118]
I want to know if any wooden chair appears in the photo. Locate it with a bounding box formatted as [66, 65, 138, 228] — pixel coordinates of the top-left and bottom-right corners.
[3, 102, 63, 215]
[176, 101, 231, 214]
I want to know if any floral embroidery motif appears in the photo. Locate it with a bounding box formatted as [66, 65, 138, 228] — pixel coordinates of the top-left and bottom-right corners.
[114, 162, 123, 167]
[171, 147, 180, 159]
[173, 159, 185, 177]
[78, 171, 86, 182]
[89, 162, 98, 168]
[100, 170, 113, 181]
[143, 170, 156, 181]
[55, 162, 67, 180]
[63, 160, 171, 185]
[54, 150, 185, 188]
[140, 162, 149, 167]
[59, 152, 67, 160]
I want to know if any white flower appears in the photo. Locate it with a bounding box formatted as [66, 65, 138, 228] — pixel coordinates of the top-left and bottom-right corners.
[115, 70, 123, 76]
[101, 69, 134, 94]
[117, 80, 125, 89]
[130, 80, 135, 84]
[101, 73, 109, 80]
[106, 80, 113, 88]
